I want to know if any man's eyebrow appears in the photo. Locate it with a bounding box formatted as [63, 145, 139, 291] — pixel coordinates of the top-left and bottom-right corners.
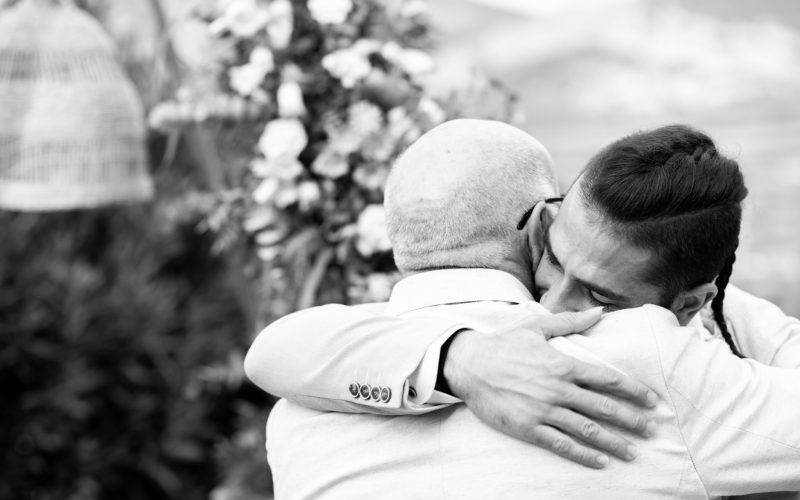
[545, 226, 628, 304]
[575, 277, 628, 304]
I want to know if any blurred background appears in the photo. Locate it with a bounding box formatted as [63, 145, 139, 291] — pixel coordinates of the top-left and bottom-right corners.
[429, 0, 800, 312]
[1, 0, 797, 499]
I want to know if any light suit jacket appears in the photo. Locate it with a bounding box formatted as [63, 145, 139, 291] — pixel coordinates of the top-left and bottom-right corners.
[246, 270, 800, 499]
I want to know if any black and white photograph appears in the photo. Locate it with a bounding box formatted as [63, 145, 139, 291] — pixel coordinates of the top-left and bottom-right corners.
[2, 0, 799, 499]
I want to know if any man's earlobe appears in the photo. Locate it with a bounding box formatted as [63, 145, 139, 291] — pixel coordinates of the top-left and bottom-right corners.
[669, 283, 717, 325]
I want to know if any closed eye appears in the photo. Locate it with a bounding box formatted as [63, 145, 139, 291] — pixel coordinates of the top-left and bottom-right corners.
[589, 290, 620, 312]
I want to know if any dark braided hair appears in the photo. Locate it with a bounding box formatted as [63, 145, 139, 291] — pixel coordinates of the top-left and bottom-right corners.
[711, 251, 743, 357]
[579, 125, 748, 357]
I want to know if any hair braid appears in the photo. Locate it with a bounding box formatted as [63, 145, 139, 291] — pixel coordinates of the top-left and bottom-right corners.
[711, 248, 744, 358]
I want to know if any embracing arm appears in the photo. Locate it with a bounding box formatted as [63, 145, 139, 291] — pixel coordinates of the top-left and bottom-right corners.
[658, 309, 800, 496]
[717, 285, 800, 368]
[244, 303, 467, 414]
[245, 303, 659, 468]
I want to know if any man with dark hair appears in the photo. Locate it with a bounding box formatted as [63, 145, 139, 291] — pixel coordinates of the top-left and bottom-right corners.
[535, 125, 747, 354]
[246, 121, 800, 499]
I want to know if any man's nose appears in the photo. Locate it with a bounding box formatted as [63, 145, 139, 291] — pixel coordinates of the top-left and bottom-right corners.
[539, 281, 580, 313]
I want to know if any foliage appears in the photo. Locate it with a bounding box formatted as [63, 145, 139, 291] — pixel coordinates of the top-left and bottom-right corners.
[0, 144, 272, 499]
[149, 0, 517, 315]
[147, 1, 515, 498]
[2, 0, 515, 498]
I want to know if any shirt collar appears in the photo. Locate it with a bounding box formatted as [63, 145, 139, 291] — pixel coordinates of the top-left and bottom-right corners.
[385, 269, 534, 315]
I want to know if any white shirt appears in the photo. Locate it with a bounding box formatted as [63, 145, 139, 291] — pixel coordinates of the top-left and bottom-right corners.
[265, 270, 800, 499]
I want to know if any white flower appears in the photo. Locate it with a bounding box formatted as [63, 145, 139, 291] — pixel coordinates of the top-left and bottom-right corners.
[251, 157, 304, 180]
[387, 106, 420, 142]
[252, 177, 280, 204]
[257, 246, 281, 261]
[352, 39, 382, 55]
[228, 47, 274, 96]
[256, 227, 287, 246]
[348, 101, 384, 138]
[243, 206, 276, 232]
[277, 81, 307, 117]
[297, 181, 321, 211]
[401, 0, 428, 18]
[308, 0, 352, 24]
[266, 0, 293, 49]
[273, 185, 299, 208]
[258, 118, 308, 161]
[322, 47, 372, 88]
[209, 0, 270, 38]
[381, 41, 403, 62]
[418, 98, 446, 125]
[355, 204, 392, 256]
[353, 163, 389, 191]
[399, 49, 435, 75]
[229, 64, 266, 96]
[312, 149, 350, 179]
[250, 46, 275, 69]
[382, 42, 435, 76]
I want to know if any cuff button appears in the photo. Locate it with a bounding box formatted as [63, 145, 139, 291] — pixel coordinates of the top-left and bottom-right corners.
[370, 386, 381, 401]
[348, 383, 360, 398]
[381, 387, 391, 403]
[359, 384, 371, 400]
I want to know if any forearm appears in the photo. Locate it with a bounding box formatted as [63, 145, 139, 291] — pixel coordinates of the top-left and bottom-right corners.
[668, 330, 800, 494]
[722, 285, 800, 368]
[244, 303, 467, 413]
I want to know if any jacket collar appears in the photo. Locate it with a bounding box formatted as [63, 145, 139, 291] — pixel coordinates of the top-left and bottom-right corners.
[385, 269, 534, 315]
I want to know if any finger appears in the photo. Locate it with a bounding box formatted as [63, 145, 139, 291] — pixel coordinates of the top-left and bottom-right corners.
[562, 386, 655, 437]
[527, 425, 610, 469]
[538, 308, 603, 338]
[571, 361, 659, 409]
[544, 408, 637, 461]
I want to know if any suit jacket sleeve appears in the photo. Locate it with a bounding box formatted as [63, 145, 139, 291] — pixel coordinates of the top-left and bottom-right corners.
[244, 303, 467, 415]
[650, 306, 800, 496]
[722, 285, 800, 369]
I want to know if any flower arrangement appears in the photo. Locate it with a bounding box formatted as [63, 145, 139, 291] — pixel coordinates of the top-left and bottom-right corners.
[150, 0, 516, 315]
[147, 1, 517, 495]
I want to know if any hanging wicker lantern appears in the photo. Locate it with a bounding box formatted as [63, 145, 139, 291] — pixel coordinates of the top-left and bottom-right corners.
[0, 0, 154, 211]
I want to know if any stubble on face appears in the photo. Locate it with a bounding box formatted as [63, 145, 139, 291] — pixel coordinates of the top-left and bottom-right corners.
[534, 190, 664, 313]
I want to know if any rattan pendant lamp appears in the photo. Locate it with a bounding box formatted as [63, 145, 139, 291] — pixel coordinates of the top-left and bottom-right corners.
[0, 0, 154, 211]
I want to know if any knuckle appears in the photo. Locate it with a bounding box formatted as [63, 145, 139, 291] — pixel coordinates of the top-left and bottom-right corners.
[599, 397, 619, 417]
[495, 413, 512, 432]
[581, 421, 600, 440]
[528, 428, 547, 447]
[558, 386, 577, 404]
[551, 358, 575, 378]
[551, 437, 571, 455]
[630, 413, 646, 431]
[603, 370, 623, 387]
[542, 405, 561, 422]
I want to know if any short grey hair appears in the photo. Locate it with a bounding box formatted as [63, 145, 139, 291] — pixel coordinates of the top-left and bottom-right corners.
[384, 119, 558, 272]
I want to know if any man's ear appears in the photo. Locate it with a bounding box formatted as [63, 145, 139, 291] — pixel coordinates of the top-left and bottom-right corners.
[522, 201, 553, 271]
[669, 283, 717, 326]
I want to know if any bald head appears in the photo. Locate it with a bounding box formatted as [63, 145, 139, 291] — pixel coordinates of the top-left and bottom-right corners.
[385, 119, 558, 274]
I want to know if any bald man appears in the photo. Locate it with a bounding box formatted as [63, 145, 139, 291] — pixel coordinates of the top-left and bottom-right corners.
[248, 120, 800, 499]
[253, 120, 659, 464]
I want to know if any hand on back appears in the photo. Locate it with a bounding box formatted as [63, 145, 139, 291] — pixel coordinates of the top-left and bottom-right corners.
[443, 307, 658, 468]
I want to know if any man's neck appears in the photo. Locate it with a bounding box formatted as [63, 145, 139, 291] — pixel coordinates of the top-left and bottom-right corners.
[400, 262, 534, 295]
